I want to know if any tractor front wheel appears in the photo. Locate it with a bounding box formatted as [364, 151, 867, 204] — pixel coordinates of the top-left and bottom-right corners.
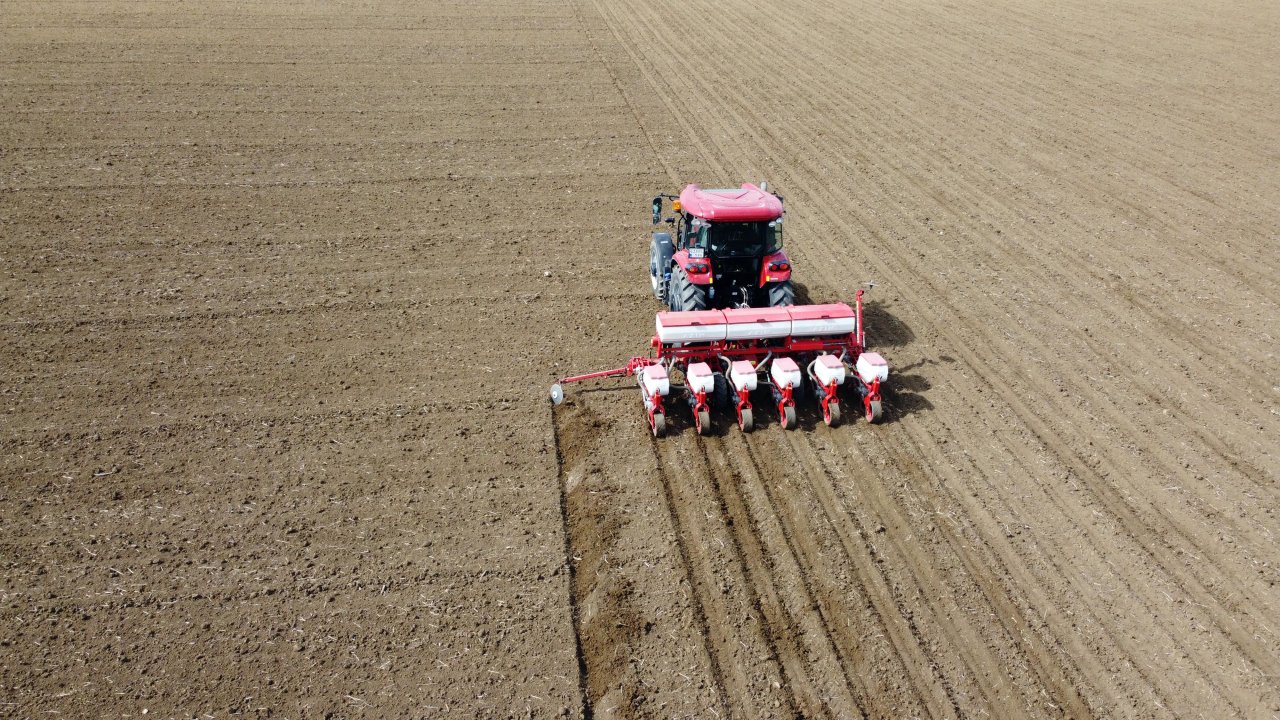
[650, 232, 673, 303]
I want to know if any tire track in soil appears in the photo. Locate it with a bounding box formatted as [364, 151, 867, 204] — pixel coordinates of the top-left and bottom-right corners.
[851, 414, 1170, 714]
[688, 431, 867, 718]
[551, 407, 594, 719]
[626, 0, 1278, 482]
[782, 429, 1095, 718]
[567, 0, 999, 713]
[605, 0, 1278, 486]
[554, 396, 725, 718]
[577, 1, 1084, 712]
[559, 392, 972, 718]
[646, 431, 798, 719]
[560, 0, 1280, 712]
[562, 394, 962, 717]
[715, 430, 939, 719]
[592, 2, 1279, 710]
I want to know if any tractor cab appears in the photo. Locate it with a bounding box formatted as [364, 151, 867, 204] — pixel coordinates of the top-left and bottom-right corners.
[649, 183, 794, 310]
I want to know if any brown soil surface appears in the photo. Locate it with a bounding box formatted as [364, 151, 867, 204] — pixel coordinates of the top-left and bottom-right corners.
[2, 0, 1277, 717]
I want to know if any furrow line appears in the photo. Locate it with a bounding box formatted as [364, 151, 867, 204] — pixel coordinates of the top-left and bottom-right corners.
[654, 0, 1277, 429]
[709, 423, 968, 719]
[550, 409, 593, 719]
[773, 0, 1280, 229]
[775, 429, 1051, 717]
[599, 0, 1277, 543]
[859, 415, 1191, 714]
[648, 433, 782, 719]
[731, 431, 933, 718]
[643, 34, 1280, 628]
[698, 431, 867, 718]
[839, 425, 1098, 718]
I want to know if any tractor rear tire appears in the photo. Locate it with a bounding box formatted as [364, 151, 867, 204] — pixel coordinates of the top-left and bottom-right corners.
[766, 280, 795, 307]
[712, 373, 732, 409]
[673, 266, 708, 312]
[797, 374, 816, 403]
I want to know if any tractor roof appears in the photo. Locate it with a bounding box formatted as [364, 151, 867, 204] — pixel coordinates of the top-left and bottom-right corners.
[678, 183, 783, 222]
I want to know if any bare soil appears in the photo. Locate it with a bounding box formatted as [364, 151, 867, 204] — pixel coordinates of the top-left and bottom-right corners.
[2, 0, 1277, 718]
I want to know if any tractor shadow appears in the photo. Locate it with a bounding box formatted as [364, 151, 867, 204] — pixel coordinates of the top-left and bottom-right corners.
[878, 358, 937, 423]
[794, 281, 915, 349]
[861, 299, 915, 349]
[799, 282, 932, 423]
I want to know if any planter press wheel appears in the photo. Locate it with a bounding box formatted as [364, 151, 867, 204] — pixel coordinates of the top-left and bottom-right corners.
[824, 400, 841, 427]
[651, 412, 666, 437]
[738, 407, 754, 433]
[865, 400, 883, 423]
[781, 405, 797, 430]
[695, 409, 711, 436]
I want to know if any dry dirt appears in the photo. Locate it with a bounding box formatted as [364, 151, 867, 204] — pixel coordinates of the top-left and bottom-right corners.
[2, 0, 1278, 718]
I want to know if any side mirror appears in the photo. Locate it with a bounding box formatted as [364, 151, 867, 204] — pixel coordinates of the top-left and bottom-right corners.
[651, 197, 662, 225]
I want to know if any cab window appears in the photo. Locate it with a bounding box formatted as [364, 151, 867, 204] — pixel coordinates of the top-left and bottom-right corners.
[701, 221, 781, 257]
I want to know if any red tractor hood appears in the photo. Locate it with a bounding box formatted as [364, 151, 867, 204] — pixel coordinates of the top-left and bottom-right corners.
[679, 183, 783, 222]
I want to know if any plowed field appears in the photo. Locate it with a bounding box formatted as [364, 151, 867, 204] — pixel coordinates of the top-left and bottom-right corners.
[3, 0, 1277, 717]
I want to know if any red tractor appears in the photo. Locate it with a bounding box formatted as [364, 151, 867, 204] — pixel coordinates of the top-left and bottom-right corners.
[649, 183, 795, 310]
